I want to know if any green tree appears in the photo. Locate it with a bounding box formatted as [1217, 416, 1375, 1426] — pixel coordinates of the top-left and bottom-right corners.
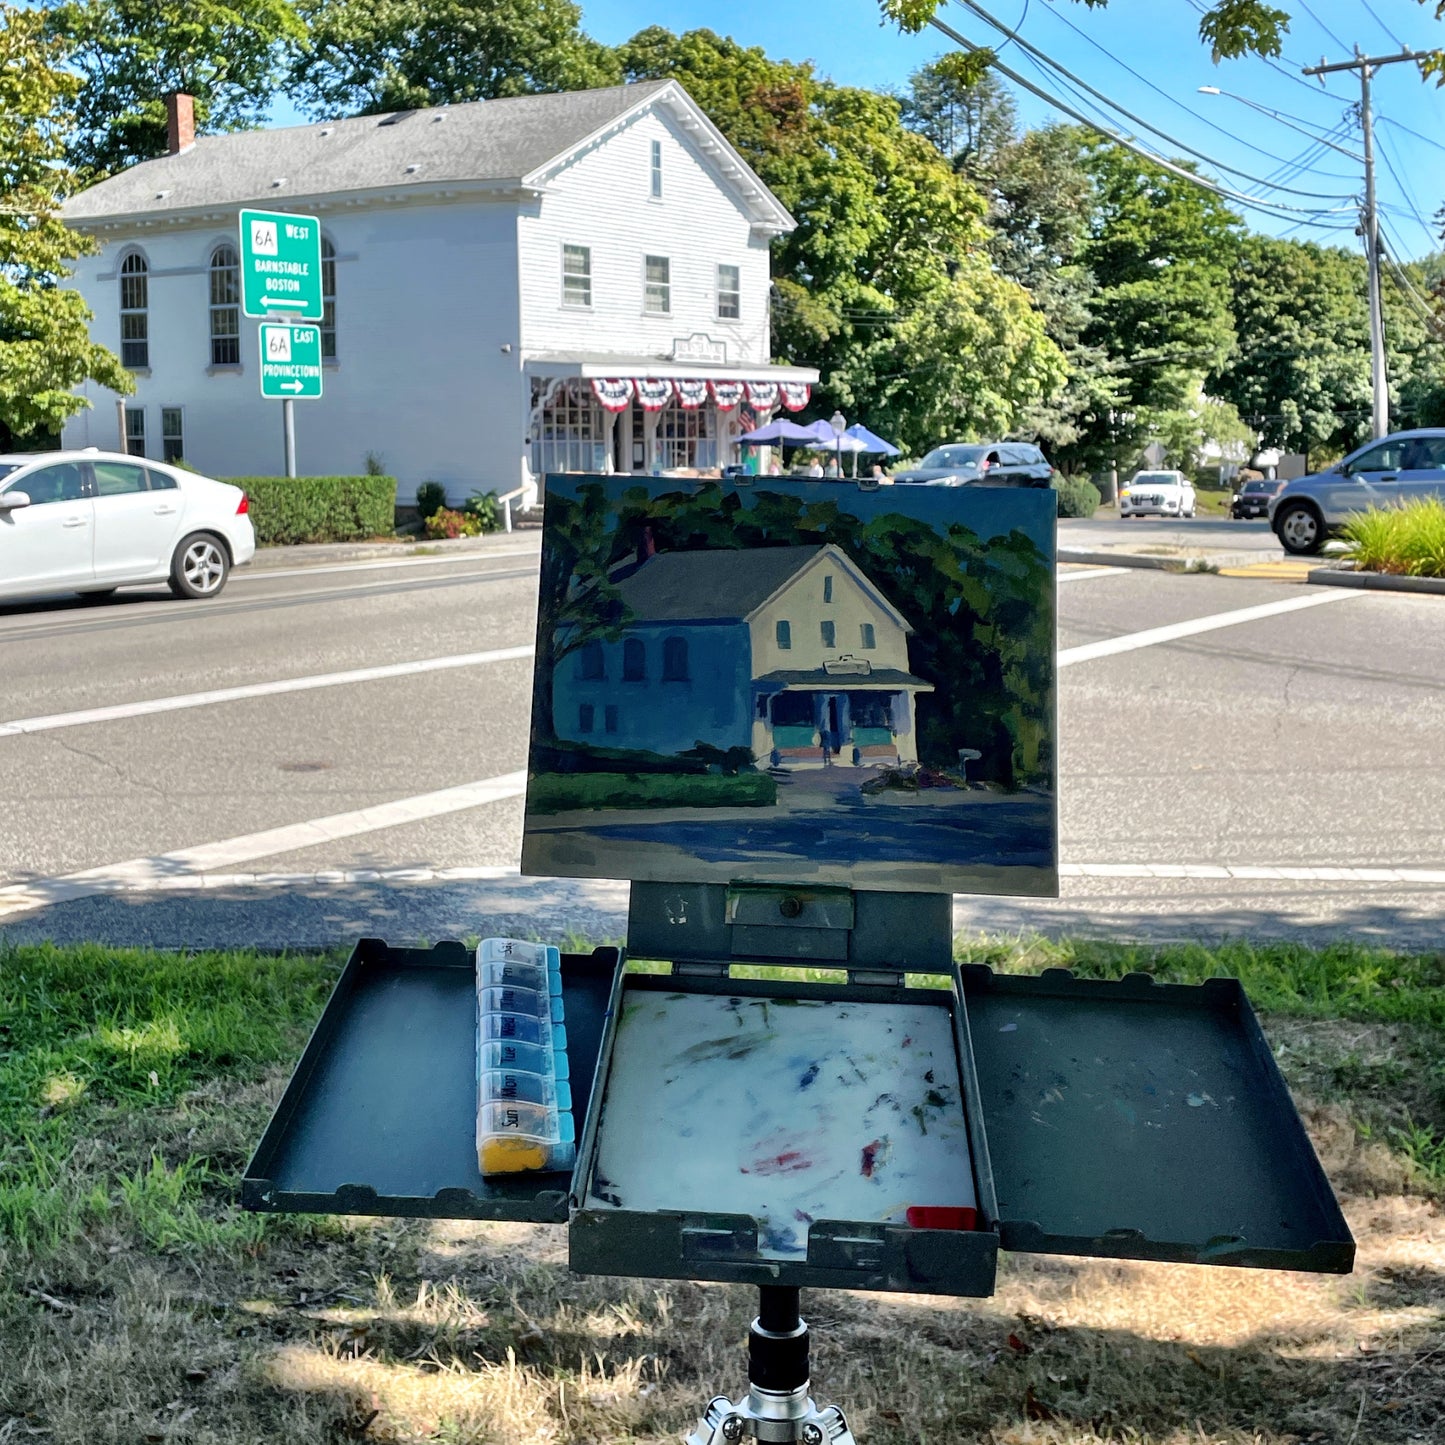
[43, 0, 305, 178]
[899, 56, 1016, 171]
[1061, 138, 1241, 473]
[289, 0, 620, 116]
[0, 4, 130, 447]
[1210, 236, 1372, 458]
[617, 27, 1064, 453]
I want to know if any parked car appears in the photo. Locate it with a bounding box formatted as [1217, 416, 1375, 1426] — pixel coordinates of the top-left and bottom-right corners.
[1119, 470, 1196, 518]
[1230, 478, 1279, 518]
[1269, 429, 1445, 554]
[893, 442, 1053, 488]
[0, 450, 255, 605]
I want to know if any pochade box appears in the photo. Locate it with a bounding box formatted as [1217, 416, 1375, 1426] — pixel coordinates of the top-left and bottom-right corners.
[245, 475, 1353, 1299]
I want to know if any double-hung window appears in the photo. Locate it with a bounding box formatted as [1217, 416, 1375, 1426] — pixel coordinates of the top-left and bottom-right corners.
[644, 255, 670, 315]
[717, 264, 741, 321]
[563, 244, 592, 307]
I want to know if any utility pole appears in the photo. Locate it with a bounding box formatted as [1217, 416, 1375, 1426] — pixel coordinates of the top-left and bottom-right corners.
[1304, 47, 1430, 440]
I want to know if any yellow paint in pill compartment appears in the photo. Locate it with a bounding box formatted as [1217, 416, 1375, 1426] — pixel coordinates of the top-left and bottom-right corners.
[480, 1136, 549, 1174]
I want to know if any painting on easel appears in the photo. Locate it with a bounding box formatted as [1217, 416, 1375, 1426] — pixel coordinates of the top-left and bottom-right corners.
[521, 476, 1057, 897]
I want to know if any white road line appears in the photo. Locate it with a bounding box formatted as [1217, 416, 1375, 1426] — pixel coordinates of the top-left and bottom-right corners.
[1058, 588, 1362, 667]
[1062, 862, 1445, 883]
[0, 644, 535, 737]
[235, 546, 539, 583]
[1057, 567, 1126, 582]
[0, 771, 529, 917]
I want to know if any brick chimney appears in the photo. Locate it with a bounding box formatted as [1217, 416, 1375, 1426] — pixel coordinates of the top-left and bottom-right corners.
[164, 92, 195, 154]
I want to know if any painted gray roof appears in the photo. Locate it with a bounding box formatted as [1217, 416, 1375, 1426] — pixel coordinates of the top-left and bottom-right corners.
[63, 82, 674, 222]
[613, 546, 824, 622]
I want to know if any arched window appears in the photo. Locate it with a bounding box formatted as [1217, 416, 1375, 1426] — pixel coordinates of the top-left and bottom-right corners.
[622, 638, 646, 681]
[321, 235, 337, 359]
[119, 253, 148, 368]
[209, 244, 240, 365]
[662, 636, 689, 682]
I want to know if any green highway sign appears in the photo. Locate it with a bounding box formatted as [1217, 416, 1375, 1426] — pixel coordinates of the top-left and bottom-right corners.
[240, 208, 323, 319]
[258, 322, 323, 399]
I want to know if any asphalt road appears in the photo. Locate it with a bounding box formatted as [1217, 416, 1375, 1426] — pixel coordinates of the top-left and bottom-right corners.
[2, 536, 1442, 950]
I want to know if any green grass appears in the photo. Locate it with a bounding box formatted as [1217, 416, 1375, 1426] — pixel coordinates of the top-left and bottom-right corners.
[3, 939, 1445, 1444]
[526, 769, 777, 814]
[1342, 497, 1445, 577]
[0, 942, 338, 1255]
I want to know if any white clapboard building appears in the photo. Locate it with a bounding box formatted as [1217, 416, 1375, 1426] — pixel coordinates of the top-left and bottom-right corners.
[60, 84, 817, 502]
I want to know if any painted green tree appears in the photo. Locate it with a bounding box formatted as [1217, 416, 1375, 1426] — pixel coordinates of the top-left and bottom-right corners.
[0, 4, 130, 447]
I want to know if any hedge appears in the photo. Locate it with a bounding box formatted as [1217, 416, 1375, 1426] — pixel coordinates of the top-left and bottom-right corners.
[1053, 475, 1101, 519]
[224, 475, 397, 545]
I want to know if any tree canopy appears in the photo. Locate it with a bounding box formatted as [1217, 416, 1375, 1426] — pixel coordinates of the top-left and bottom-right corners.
[43, 0, 305, 178]
[0, 3, 130, 446]
[289, 0, 620, 117]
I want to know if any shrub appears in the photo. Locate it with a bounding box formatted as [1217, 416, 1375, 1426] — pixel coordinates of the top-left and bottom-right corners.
[225, 475, 396, 545]
[1343, 498, 1445, 578]
[414, 481, 447, 520]
[363, 450, 387, 477]
[526, 770, 776, 814]
[1053, 475, 1101, 518]
[461, 488, 503, 533]
[424, 506, 485, 539]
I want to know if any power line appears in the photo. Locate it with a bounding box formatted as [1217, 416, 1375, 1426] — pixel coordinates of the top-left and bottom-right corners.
[1184, 0, 1356, 107]
[952, 0, 1357, 199]
[1373, 123, 1439, 250]
[927, 13, 1361, 229]
[1377, 113, 1445, 156]
[1298, 0, 1352, 53]
[1027, 0, 1359, 176]
[1358, 0, 1406, 50]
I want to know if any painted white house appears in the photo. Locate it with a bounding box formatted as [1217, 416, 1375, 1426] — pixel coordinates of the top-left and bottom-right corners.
[60, 83, 818, 502]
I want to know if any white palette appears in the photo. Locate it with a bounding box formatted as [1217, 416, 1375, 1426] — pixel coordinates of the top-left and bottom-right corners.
[588, 989, 976, 1259]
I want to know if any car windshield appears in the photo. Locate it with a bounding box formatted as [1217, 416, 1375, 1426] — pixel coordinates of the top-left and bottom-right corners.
[1133, 473, 1178, 484]
[919, 446, 988, 470]
[0, 464, 20, 484]
[1243, 481, 1271, 493]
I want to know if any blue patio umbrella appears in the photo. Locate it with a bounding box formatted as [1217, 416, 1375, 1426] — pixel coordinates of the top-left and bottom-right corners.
[737, 419, 820, 444]
[844, 423, 900, 456]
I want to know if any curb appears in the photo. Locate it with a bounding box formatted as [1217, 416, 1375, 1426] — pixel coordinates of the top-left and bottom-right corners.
[1058, 547, 1282, 572]
[1306, 567, 1445, 596]
[245, 530, 541, 571]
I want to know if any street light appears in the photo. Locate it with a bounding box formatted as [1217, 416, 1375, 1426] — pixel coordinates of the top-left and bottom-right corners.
[1195, 87, 1364, 161]
[829, 410, 846, 479]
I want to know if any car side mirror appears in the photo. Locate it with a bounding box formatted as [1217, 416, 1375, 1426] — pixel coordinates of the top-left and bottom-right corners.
[0, 490, 31, 511]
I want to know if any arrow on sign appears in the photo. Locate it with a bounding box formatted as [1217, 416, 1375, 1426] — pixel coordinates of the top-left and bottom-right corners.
[280, 380, 304, 392]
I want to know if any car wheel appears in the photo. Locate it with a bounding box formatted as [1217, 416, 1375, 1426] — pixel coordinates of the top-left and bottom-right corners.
[169, 533, 231, 598]
[1275, 501, 1325, 555]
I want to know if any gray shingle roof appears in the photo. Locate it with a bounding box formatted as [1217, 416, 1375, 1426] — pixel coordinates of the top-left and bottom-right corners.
[63, 82, 675, 222]
[612, 546, 825, 622]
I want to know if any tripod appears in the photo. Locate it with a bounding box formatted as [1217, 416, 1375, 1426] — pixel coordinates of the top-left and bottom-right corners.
[687, 1287, 857, 1444]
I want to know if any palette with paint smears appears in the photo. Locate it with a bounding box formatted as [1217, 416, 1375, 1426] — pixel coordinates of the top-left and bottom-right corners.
[594, 992, 974, 1253]
[570, 971, 1000, 1296]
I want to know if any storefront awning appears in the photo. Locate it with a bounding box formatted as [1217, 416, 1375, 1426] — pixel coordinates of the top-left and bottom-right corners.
[757, 667, 935, 693]
[524, 351, 818, 384]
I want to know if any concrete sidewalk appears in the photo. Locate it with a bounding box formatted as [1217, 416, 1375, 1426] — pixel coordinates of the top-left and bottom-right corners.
[245, 529, 541, 570]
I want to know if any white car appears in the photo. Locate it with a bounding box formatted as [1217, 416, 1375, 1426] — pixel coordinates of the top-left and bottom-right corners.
[1119, 470, 1196, 518]
[0, 449, 254, 605]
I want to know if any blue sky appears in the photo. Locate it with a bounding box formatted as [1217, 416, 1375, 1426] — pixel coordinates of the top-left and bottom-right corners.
[582, 0, 1445, 258]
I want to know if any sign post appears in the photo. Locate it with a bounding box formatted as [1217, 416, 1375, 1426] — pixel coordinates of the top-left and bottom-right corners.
[240, 209, 323, 478]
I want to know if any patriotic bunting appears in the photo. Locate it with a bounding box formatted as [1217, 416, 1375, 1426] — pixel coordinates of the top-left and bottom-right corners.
[634, 377, 674, 411]
[745, 380, 779, 410]
[673, 378, 710, 409]
[709, 379, 746, 410]
[778, 381, 811, 412]
[590, 378, 634, 412]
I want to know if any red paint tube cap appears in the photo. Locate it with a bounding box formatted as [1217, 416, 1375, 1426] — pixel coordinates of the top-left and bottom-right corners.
[906, 1206, 979, 1232]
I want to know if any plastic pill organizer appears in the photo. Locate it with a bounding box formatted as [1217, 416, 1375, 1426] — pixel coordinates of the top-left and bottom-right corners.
[476, 939, 576, 1175]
